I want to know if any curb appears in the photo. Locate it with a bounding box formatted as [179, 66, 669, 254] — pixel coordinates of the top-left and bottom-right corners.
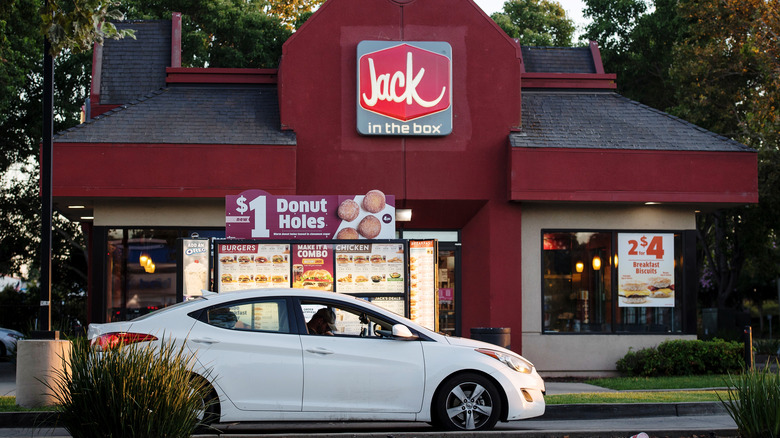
[0, 402, 728, 428]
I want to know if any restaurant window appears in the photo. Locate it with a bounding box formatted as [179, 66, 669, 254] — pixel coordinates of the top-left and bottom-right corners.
[106, 228, 224, 321]
[542, 231, 685, 334]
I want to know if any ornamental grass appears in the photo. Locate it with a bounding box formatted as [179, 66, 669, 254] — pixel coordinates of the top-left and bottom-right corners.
[719, 360, 780, 438]
[45, 337, 215, 438]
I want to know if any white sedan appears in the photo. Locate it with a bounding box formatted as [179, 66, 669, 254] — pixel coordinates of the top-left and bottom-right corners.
[87, 288, 545, 431]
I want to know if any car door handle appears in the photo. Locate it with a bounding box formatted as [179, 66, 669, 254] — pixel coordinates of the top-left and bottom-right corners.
[191, 337, 220, 345]
[306, 347, 334, 355]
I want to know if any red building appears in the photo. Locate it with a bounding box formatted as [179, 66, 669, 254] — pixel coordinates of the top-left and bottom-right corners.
[53, 0, 757, 375]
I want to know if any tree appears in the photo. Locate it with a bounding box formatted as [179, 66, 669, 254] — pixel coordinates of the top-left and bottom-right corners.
[491, 0, 575, 46]
[122, 0, 292, 68]
[265, 0, 325, 29]
[583, 0, 780, 313]
[670, 0, 780, 309]
[582, 0, 687, 111]
[1, 0, 126, 332]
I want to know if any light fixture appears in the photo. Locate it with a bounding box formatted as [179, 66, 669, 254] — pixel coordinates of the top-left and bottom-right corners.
[68, 205, 85, 209]
[644, 202, 661, 205]
[592, 255, 602, 271]
[395, 209, 412, 222]
[79, 216, 94, 220]
[575, 261, 584, 273]
[614, 254, 619, 267]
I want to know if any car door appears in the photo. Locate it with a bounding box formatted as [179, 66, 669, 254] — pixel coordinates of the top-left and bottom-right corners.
[187, 297, 304, 411]
[298, 302, 426, 413]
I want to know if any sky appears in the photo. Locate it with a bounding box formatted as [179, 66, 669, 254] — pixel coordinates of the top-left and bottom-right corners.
[473, 0, 589, 38]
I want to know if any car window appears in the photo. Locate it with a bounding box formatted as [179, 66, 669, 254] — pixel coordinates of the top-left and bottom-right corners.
[207, 298, 290, 333]
[300, 301, 395, 337]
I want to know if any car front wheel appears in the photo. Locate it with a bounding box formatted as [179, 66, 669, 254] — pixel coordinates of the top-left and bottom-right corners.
[432, 373, 502, 431]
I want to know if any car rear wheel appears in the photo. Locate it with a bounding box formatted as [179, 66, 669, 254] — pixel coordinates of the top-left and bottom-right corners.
[432, 373, 502, 431]
[190, 375, 220, 426]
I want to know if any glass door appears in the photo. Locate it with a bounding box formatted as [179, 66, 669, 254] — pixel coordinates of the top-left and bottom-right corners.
[437, 243, 460, 336]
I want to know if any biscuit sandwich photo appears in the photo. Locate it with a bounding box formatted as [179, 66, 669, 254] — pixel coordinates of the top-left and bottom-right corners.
[647, 276, 674, 298]
[619, 280, 650, 304]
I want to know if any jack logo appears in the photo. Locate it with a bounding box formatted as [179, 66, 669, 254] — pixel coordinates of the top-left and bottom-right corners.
[357, 41, 452, 136]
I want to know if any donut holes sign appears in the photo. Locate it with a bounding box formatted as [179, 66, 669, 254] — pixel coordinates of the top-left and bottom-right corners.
[357, 41, 453, 136]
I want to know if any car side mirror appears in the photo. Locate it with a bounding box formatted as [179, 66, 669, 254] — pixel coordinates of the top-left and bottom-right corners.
[391, 324, 417, 340]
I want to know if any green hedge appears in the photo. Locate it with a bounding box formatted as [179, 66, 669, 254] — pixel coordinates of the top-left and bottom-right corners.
[616, 339, 744, 376]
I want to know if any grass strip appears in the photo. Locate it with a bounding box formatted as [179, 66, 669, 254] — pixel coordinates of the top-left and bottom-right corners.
[585, 374, 732, 390]
[546, 390, 730, 405]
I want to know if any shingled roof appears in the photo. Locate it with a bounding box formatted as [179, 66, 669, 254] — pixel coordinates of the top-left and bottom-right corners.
[56, 84, 296, 145]
[512, 90, 753, 152]
[522, 46, 596, 73]
[99, 21, 171, 105]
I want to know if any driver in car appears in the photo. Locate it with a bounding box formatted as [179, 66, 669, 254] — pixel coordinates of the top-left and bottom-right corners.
[307, 308, 336, 335]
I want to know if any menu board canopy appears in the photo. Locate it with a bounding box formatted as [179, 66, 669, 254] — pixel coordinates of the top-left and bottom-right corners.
[617, 233, 675, 308]
[226, 189, 395, 240]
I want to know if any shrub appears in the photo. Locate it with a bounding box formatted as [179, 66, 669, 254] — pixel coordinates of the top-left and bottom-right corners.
[754, 338, 780, 356]
[720, 359, 780, 438]
[616, 339, 743, 377]
[46, 337, 214, 438]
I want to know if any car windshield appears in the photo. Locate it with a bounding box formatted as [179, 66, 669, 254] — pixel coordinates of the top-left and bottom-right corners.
[131, 296, 207, 321]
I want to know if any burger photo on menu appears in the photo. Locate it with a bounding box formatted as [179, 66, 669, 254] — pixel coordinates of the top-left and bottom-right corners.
[238, 275, 252, 283]
[300, 270, 334, 290]
[370, 254, 384, 264]
[272, 254, 285, 263]
[271, 275, 286, 284]
[255, 274, 268, 283]
[221, 273, 233, 283]
[353, 255, 369, 264]
[647, 277, 674, 298]
[619, 280, 650, 304]
[238, 255, 252, 264]
[256, 256, 268, 263]
[336, 254, 350, 264]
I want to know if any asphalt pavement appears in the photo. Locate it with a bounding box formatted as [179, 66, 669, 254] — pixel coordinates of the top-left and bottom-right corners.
[0, 360, 739, 437]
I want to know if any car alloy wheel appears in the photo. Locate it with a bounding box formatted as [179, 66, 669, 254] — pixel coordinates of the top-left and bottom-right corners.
[433, 373, 501, 431]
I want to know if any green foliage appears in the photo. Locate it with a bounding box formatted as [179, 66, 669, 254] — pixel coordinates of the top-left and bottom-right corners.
[720, 361, 780, 438]
[45, 338, 215, 437]
[491, 0, 575, 46]
[616, 339, 743, 377]
[753, 339, 780, 356]
[42, 0, 135, 57]
[122, 0, 292, 68]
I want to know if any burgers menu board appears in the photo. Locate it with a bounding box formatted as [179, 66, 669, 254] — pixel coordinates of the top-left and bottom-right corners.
[217, 243, 291, 292]
[409, 240, 438, 330]
[617, 233, 675, 308]
[334, 243, 405, 294]
[292, 243, 334, 291]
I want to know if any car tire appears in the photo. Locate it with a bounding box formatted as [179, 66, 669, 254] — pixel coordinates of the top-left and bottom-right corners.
[432, 373, 502, 431]
[190, 375, 220, 426]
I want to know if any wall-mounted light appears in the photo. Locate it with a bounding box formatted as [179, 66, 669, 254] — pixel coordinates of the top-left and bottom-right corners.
[592, 255, 602, 271]
[575, 261, 584, 273]
[614, 254, 619, 268]
[396, 209, 412, 222]
[140, 254, 155, 273]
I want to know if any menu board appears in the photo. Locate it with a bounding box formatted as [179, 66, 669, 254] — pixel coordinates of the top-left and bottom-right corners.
[334, 243, 405, 294]
[409, 240, 438, 330]
[179, 238, 210, 297]
[217, 242, 291, 292]
[617, 233, 675, 308]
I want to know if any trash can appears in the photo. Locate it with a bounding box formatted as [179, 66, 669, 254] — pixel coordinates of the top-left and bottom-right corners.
[470, 327, 510, 349]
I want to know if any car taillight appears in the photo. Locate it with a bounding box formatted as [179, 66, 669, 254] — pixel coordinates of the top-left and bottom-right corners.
[92, 332, 158, 350]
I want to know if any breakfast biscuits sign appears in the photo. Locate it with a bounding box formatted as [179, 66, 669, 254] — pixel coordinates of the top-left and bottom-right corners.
[617, 233, 675, 308]
[357, 41, 452, 136]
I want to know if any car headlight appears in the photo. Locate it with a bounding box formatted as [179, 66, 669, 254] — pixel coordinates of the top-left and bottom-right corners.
[476, 348, 534, 374]
[6, 333, 23, 341]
